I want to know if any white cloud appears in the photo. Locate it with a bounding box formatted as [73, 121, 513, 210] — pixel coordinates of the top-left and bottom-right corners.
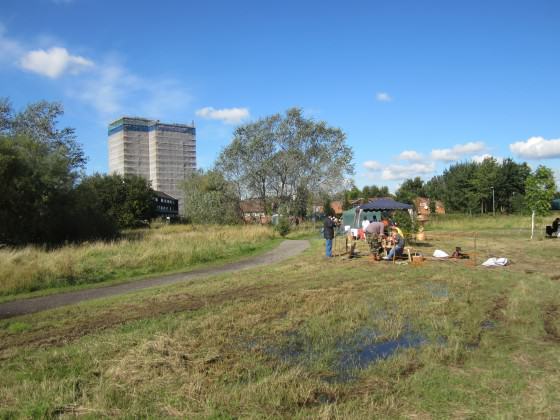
[20, 47, 93, 78]
[0, 25, 191, 123]
[73, 61, 191, 121]
[195, 107, 250, 124]
[509, 136, 560, 159]
[376, 92, 392, 102]
[431, 141, 486, 162]
[397, 150, 423, 161]
[363, 160, 382, 171]
[381, 162, 436, 181]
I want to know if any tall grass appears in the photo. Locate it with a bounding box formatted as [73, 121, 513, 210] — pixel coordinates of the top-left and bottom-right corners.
[0, 224, 277, 297]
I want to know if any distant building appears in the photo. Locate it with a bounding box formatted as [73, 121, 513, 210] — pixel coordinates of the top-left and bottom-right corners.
[415, 197, 431, 217]
[240, 199, 268, 224]
[313, 200, 344, 216]
[108, 117, 196, 212]
[153, 190, 179, 218]
[413, 197, 446, 216]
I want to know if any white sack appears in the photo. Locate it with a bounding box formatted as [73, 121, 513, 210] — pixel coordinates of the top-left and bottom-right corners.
[482, 257, 509, 267]
[433, 249, 449, 258]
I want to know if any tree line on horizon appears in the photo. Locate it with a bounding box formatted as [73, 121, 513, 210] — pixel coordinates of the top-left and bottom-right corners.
[184, 107, 558, 223]
[340, 159, 557, 216]
[1, 98, 557, 245]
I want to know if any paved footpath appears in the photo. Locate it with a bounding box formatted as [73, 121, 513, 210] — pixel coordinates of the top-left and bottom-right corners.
[0, 239, 310, 319]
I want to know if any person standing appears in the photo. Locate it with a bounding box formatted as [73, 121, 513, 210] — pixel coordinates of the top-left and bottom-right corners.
[323, 216, 335, 257]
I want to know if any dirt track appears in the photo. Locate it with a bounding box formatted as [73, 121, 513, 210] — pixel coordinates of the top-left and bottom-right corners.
[0, 239, 310, 319]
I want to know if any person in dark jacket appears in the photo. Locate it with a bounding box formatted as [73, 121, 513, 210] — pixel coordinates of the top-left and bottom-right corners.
[323, 216, 335, 257]
[547, 217, 560, 237]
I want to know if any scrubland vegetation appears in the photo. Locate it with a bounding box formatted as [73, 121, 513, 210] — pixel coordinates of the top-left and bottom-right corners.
[1, 214, 559, 418]
[0, 224, 277, 299]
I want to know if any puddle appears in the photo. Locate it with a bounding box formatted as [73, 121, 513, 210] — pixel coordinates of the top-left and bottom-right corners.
[336, 328, 427, 381]
[266, 326, 429, 383]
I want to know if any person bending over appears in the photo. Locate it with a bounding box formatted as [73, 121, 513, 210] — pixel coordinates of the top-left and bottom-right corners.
[365, 219, 385, 259]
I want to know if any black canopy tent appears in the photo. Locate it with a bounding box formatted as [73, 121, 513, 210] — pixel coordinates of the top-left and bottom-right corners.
[359, 198, 413, 211]
[353, 198, 414, 228]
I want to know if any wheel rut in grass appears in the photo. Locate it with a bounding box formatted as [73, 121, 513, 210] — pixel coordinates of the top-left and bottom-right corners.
[0, 239, 310, 319]
[0, 283, 287, 355]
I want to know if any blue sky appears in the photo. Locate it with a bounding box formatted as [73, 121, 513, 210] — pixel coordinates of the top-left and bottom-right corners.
[1, 0, 559, 191]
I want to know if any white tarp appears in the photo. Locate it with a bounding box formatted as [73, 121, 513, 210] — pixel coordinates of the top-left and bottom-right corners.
[433, 249, 449, 258]
[482, 257, 509, 267]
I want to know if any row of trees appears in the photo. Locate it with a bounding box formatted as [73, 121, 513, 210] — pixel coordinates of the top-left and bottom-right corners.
[183, 106, 558, 223]
[392, 158, 557, 215]
[0, 99, 156, 245]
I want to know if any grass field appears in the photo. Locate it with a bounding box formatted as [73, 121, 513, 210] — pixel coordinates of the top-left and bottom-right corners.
[1, 214, 559, 418]
[0, 224, 278, 300]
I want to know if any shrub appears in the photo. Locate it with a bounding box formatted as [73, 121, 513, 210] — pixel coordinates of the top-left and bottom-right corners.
[392, 211, 417, 237]
[275, 214, 291, 237]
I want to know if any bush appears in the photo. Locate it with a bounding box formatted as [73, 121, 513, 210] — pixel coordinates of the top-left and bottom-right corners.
[392, 211, 417, 237]
[275, 215, 291, 237]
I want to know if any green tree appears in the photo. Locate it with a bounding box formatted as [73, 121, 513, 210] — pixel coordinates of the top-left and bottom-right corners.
[216, 108, 354, 215]
[182, 169, 242, 224]
[470, 157, 499, 214]
[347, 185, 361, 200]
[323, 196, 335, 217]
[0, 99, 88, 244]
[424, 175, 445, 202]
[342, 192, 352, 210]
[392, 210, 417, 238]
[395, 177, 425, 204]
[494, 159, 531, 213]
[78, 174, 156, 229]
[525, 165, 556, 216]
[1, 98, 86, 169]
[441, 162, 478, 213]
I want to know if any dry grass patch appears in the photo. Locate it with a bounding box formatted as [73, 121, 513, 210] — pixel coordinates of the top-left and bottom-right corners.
[0, 224, 277, 298]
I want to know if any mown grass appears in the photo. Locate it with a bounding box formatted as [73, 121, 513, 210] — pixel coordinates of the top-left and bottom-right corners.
[0, 224, 277, 299]
[428, 211, 560, 233]
[0, 214, 559, 418]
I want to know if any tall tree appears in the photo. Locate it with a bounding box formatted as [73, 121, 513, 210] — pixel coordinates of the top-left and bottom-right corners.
[2, 99, 86, 169]
[494, 159, 531, 213]
[440, 162, 478, 213]
[395, 177, 426, 204]
[0, 99, 87, 244]
[216, 108, 354, 215]
[525, 165, 556, 216]
[471, 157, 499, 214]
